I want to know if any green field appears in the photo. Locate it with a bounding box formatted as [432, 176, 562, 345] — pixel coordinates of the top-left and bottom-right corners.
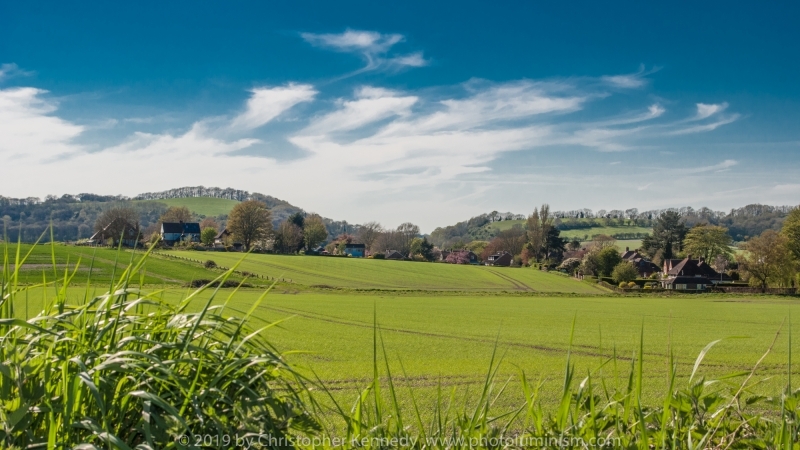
[134, 197, 239, 217]
[4, 244, 263, 286]
[14, 285, 799, 412]
[5, 245, 800, 419]
[484, 219, 651, 241]
[236, 291, 800, 408]
[170, 251, 608, 293]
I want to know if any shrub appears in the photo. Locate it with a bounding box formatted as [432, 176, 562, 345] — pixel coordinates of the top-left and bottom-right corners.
[619, 281, 628, 288]
[612, 261, 639, 284]
[373, 253, 385, 259]
[203, 259, 217, 269]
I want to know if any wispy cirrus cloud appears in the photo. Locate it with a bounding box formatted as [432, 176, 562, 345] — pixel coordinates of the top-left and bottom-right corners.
[670, 103, 739, 135]
[683, 159, 738, 174]
[0, 63, 34, 82]
[228, 84, 317, 131]
[601, 65, 660, 89]
[301, 29, 429, 74]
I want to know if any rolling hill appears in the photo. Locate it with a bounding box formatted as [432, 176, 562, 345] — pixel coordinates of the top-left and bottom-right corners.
[170, 250, 608, 293]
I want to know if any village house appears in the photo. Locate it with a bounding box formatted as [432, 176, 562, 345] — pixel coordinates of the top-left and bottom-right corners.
[160, 221, 201, 245]
[214, 228, 231, 246]
[344, 243, 366, 257]
[485, 251, 513, 267]
[620, 247, 661, 278]
[660, 255, 732, 290]
[89, 218, 141, 247]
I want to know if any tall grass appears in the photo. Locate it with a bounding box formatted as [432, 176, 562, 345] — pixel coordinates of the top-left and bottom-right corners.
[0, 233, 319, 448]
[1, 231, 798, 448]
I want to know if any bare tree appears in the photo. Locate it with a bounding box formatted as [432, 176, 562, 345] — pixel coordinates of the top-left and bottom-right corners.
[227, 200, 271, 251]
[373, 230, 405, 254]
[93, 207, 140, 244]
[358, 221, 383, 253]
[159, 206, 193, 223]
[274, 220, 303, 253]
[496, 227, 527, 256]
[199, 217, 219, 232]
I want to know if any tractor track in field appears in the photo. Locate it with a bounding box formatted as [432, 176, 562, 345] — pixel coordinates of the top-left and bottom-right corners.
[246, 303, 637, 360]
[65, 251, 184, 284]
[210, 258, 398, 289]
[240, 304, 791, 372]
[485, 269, 534, 291]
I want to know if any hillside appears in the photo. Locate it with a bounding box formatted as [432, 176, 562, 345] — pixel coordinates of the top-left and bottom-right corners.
[132, 197, 240, 218]
[485, 219, 651, 240]
[0, 186, 350, 242]
[170, 251, 608, 293]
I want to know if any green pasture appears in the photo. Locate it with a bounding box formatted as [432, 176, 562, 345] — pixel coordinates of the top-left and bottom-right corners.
[3, 244, 261, 286]
[170, 250, 608, 293]
[13, 286, 800, 412]
[134, 197, 239, 217]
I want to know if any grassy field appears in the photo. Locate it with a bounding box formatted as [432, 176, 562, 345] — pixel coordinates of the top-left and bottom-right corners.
[234, 291, 800, 408]
[134, 197, 239, 217]
[170, 250, 608, 293]
[14, 285, 799, 413]
[3, 244, 263, 286]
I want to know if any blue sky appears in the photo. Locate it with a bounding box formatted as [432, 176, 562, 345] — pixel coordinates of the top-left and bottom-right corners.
[1, 1, 799, 230]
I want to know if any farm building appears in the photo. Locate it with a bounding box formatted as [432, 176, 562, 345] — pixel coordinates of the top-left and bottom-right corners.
[89, 218, 141, 247]
[485, 251, 512, 267]
[344, 243, 366, 257]
[385, 250, 405, 260]
[161, 221, 201, 245]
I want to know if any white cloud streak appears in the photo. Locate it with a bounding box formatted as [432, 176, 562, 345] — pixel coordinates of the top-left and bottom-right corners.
[228, 84, 317, 131]
[302, 29, 428, 73]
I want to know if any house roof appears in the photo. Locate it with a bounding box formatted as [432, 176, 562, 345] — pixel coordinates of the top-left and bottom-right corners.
[91, 217, 140, 240]
[162, 222, 201, 234]
[215, 228, 230, 239]
[667, 257, 722, 278]
[621, 250, 643, 260]
[385, 250, 404, 259]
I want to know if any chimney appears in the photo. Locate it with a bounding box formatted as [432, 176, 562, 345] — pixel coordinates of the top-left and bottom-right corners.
[687, 254, 692, 261]
[626, 246, 629, 251]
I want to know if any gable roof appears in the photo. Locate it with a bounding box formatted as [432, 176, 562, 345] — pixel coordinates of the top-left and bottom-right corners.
[385, 250, 404, 259]
[215, 228, 230, 239]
